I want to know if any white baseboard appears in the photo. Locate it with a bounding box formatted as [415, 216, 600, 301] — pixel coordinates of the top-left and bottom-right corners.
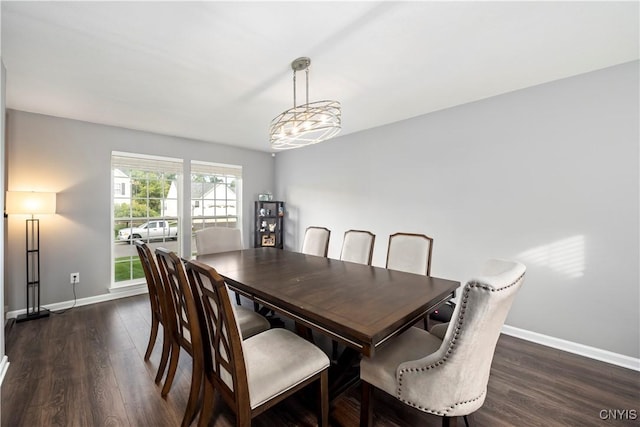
[5, 284, 148, 319]
[502, 324, 640, 372]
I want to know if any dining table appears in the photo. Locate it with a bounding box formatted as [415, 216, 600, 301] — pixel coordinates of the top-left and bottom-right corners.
[197, 247, 459, 355]
[196, 247, 460, 396]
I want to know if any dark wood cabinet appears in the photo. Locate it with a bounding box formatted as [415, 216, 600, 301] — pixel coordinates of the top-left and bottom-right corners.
[254, 201, 284, 249]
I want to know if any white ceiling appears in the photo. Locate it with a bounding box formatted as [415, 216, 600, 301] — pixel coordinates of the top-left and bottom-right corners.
[1, 1, 638, 153]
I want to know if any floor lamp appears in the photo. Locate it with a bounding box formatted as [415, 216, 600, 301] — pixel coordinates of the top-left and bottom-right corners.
[6, 191, 57, 322]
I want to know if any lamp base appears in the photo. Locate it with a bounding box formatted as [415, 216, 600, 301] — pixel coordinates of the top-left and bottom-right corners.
[16, 309, 50, 323]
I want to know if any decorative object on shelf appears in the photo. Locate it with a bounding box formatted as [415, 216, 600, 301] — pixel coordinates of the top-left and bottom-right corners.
[258, 193, 273, 201]
[5, 191, 57, 322]
[261, 235, 276, 246]
[269, 57, 341, 150]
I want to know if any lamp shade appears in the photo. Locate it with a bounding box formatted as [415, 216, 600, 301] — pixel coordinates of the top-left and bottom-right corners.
[6, 191, 56, 215]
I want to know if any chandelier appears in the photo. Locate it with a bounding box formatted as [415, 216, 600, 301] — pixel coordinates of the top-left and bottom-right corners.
[270, 57, 341, 150]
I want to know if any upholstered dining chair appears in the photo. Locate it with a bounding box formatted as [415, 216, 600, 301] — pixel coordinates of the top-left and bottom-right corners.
[134, 240, 171, 384]
[195, 226, 244, 305]
[195, 226, 243, 255]
[185, 259, 330, 427]
[155, 248, 271, 427]
[332, 229, 375, 358]
[386, 232, 434, 329]
[340, 229, 375, 265]
[360, 259, 526, 427]
[386, 232, 433, 276]
[154, 247, 202, 427]
[301, 226, 331, 257]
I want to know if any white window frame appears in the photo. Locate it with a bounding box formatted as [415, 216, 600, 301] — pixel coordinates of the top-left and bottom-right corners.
[111, 151, 183, 289]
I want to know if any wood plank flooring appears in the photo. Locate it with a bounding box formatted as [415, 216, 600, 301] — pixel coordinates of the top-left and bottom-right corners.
[2, 295, 639, 426]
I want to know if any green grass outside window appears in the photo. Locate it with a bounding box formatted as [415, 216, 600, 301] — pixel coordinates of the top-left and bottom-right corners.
[114, 257, 145, 282]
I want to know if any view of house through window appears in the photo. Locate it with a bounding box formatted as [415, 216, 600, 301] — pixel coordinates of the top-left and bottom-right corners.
[111, 154, 242, 286]
[190, 161, 242, 256]
[112, 153, 182, 285]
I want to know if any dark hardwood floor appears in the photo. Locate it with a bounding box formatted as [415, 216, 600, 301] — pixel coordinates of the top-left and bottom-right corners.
[2, 295, 639, 426]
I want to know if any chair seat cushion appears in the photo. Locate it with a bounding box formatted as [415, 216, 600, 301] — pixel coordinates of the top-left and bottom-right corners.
[243, 328, 330, 409]
[360, 327, 442, 397]
[235, 306, 270, 339]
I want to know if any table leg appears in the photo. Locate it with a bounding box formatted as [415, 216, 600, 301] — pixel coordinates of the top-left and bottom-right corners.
[329, 347, 361, 400]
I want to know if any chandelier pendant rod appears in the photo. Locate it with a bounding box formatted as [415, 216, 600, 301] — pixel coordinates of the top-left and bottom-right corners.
[305, 67, 309, 112]
[293, 68, 297, 123]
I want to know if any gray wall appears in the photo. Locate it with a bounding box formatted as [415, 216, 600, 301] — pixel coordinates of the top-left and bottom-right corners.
[5, 111, 273, 310]
[274, 61, 639, 358]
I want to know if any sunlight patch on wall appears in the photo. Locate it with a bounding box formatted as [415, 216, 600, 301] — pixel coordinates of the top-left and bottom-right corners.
[518, 235, 585, 279]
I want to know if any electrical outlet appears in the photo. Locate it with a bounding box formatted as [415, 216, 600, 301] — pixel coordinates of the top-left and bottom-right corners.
[70, 272, 80, 284]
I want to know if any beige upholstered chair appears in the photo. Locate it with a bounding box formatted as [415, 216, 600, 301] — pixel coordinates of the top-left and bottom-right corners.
[332, 229, 375, 358]
[386, 232, 433, 276]
[194, 226, 243, 255]
[360, 259, 526, 427]
[185, 259, 330, 427]
[134, 240, 171, 384]
[386, 232, 434, 328]
[340, 229, 375, 265]
[194, 226, 244, 305]
[301, 226, 331, 257]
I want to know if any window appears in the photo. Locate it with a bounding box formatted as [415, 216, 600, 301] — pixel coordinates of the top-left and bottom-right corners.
[191, 160, 242, 255]
[111, 152, 182, 286]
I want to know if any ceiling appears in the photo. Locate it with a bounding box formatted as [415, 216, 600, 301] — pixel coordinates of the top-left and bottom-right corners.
[1, 1, 638, 153]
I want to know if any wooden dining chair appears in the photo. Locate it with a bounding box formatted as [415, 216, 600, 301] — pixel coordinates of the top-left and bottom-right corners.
[134, 240, 171, 384]
[386, 232, 434, 329]
[301, 226, 331, 257]
[340, 229, 375, 265]
[155, 247, 271, 426]
[154, 247, 202, 427]
[185, 259, 330, 427]
[360, 259, 526, 427]
[195, 226, 244, 305]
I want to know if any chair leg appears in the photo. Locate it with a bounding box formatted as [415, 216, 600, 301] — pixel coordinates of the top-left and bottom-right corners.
[424, 315, 429, 331]
[318, 370, 329, 427]
[443, 416, 458, 427]
[197, 380, 215, 427]
[181, 360, 203, 427]
[144, 315, 160, 360]
[331, 340, 339, 361]
[161, 342, 180, 396]
[360, 381, 373, 427]
[235, 292, 241, 306]
[464, 415, 470, 427]
[155, 327, 171, 383]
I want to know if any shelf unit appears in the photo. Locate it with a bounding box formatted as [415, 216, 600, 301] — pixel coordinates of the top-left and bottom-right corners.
[254, 201, 284, 249]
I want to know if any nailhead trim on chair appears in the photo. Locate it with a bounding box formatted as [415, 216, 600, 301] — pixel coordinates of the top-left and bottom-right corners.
[396, 271, 525, 416]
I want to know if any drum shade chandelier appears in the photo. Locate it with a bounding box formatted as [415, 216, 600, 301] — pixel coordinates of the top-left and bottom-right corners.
[269, 57, 341, 150]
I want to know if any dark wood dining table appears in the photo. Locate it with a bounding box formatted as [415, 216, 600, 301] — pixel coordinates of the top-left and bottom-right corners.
[196, 248, 460, 358]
